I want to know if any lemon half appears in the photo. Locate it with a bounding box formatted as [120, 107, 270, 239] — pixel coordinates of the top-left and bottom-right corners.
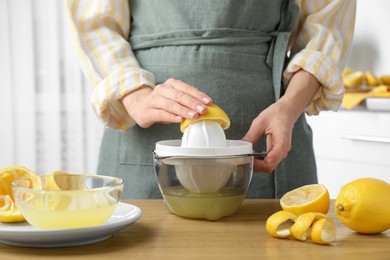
[180, 103, 230, 133]
[280, 184, 330, 216]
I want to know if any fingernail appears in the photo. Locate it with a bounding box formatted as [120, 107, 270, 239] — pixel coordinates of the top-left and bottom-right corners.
[187, 110, 197, 118]
[196, 104, 206, 113]
[202, 97, 211, 104]
[176, 116, 183, 121]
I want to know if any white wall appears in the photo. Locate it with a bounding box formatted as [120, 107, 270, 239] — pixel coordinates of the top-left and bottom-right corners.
[347, 0, 390, 75]
[0, 0, 103, 175]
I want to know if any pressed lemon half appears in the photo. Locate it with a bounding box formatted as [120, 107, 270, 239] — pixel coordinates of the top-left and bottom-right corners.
[44, 170, 86, 191]
[0, 166, 40, 223]
[280, 184, 330, 216]
[180, 103, 230, 133]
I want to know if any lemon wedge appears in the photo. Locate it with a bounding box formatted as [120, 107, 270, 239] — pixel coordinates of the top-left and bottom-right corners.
[180, 103, 230, 133]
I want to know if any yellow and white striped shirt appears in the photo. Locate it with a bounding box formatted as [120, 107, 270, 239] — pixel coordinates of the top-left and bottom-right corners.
[65, 0, 356, 130]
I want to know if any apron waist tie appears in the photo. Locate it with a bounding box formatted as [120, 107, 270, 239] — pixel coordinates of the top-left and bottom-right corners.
[130, 28, 289, 100]
[130, 28, 277, 51]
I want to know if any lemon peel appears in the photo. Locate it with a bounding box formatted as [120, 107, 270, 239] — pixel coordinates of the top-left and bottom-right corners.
[290, 212, 331, 241]
[311, 218, 336, 244]
[265, 210, 297, 238]
[266, 210, 336, 245]
[280, 184, 330, 216]
[180, 103, 230, 133]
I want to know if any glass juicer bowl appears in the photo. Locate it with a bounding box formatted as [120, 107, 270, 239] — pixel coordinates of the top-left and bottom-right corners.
[153, 139, 264, 220]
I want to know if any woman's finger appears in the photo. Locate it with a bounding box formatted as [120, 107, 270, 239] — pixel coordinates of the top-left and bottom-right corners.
[166, 78, 212, 105]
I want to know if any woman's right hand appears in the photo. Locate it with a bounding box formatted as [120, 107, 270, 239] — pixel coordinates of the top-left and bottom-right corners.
[120, 78, 212, 128]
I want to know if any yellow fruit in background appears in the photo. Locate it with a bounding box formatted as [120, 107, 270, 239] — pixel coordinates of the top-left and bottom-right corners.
[180, 103, 230, 133]
[343, 71, 364, 87]
[365, 71, 380, 86]
[280, 184, 330, 216]
[0, 166, 41, 223]
[335, 178, 390, 234]
[380, 75, 390, 85]
[342, 68, 355, 78]
[265, 210, 297, 238]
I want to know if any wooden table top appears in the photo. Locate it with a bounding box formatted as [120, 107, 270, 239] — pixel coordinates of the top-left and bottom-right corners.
[1, 199, 389, 259]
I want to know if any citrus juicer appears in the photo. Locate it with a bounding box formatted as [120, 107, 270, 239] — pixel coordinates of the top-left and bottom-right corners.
[152, 104, 266, 220]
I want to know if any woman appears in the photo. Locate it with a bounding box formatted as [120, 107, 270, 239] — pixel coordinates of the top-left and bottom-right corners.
[65, 0, 356, 198]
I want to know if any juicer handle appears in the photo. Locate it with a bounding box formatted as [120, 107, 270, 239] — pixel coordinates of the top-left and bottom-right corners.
[251, 151, 267, 160]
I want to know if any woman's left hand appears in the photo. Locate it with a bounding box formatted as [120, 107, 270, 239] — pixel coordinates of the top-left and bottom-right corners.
[242, 101, 295, 173]
[242, 70, 321, 173]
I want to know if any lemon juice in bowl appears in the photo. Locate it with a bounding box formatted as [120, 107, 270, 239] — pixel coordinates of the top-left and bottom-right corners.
[12, 174, 123, 229]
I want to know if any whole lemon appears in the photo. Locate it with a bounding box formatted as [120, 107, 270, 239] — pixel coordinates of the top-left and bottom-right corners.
[335, 178, 390, 234]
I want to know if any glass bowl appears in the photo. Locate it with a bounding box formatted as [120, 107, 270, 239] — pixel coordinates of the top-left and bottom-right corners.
[12, 174, 123, 229]
[153, 141, 254, 221]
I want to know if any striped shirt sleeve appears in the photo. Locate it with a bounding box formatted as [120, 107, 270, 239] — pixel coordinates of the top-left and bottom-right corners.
[285, 0, 356, 115]
[65, 0, 155, 130]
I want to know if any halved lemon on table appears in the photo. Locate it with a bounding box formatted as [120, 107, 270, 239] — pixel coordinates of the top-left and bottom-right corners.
[180, 103, 230, 132]
[280, 184, 330, 216]
[0, 166, 40, 223]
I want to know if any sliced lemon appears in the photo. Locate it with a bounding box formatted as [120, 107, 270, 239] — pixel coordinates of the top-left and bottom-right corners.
[280, 184, 330, 216]
[180, 103, 230, 133]
[311, 218, 336, 244]
[265, 210, 297, 238]
[0, 166, 40, 223]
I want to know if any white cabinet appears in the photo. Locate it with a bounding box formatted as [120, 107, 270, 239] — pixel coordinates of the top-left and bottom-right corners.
[306, 110, 390, 199]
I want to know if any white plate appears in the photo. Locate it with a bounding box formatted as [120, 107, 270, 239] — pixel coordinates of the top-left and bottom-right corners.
[0, 202, 142, 248]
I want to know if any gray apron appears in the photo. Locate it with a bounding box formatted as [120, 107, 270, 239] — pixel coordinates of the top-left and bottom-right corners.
[97, 0, 317, 199]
